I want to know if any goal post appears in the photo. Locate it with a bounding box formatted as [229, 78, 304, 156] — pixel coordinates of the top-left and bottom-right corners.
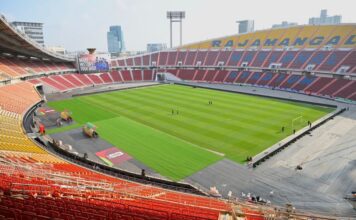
[291, 115, 304, 130]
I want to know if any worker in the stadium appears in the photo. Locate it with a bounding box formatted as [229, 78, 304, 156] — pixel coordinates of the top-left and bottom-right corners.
[39, 124, 46, 135]
[56, 118, 62, 127]
[281, 126, 285, 132]
[296, 165, 303, 170]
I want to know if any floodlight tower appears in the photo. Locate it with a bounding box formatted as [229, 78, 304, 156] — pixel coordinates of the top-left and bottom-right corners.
[166, 11, 185, 48]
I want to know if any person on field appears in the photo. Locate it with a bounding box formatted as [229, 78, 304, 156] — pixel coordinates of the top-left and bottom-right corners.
[308, 121, 312, 128]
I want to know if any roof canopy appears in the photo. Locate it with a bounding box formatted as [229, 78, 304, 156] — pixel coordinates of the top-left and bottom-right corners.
[0, 14, 74, 62]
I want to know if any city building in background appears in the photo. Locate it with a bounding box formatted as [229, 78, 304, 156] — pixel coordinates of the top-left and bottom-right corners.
[107, 26, 125, 55]
[46, 46, 67, 55]
[236, 20, 254, 34]
[272, 21, 298, 29]
[11, 21, 44, 45]
[309, 9, 342, 25]
[147, 43, 167, 53]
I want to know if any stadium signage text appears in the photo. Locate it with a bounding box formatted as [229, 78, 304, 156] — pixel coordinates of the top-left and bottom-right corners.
[211, 35, 356, 48]
[107, 151, 124, 159]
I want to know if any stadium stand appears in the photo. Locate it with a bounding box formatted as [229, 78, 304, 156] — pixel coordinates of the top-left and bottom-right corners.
[121, 70, 133, 81]
[23, 69, 356, 101]
[158, 51, 169, 66]
[0, 56, 75, 79]
[109, 70, 124, 82]
[167, 51, 178, 65]
[62, 74, 86, 87]
[143, 70, 154, 81]
[107, 24, 356, 102]
[0, 77, 333, 220]
[0, 82, 233, 220]
[100, 72, 114, 83]
[184, 50, 197, 65]
[1, 15, 356, 219]
[134, 56, 142, 66]
[126, 57, 134, 66]
[132, 70, 143, 81]
[142, 54, 150, 66]
[176, 50, 187, 65]
[118, 47, 356, 74]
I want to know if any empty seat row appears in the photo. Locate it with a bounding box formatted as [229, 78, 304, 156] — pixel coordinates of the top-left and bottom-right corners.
[112, 49, 356, 74]
[29, 71, 155, 92]
[0, 56, 75, 79]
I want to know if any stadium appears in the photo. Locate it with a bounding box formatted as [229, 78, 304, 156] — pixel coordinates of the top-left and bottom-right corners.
[0, 3, 356, 220]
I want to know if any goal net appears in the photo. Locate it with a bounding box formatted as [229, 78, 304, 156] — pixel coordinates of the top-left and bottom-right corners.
[291, 115, 305, 130]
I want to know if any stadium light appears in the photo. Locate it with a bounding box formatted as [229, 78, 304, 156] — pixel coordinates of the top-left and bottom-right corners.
[166, 11, 185, 48]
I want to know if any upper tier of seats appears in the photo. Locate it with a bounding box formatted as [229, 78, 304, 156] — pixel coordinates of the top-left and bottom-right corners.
[112, 49, 356, 74]
[111, 25, 356, 75]
[28, 71, 154, 91]
[0, 56, 75, 80]
[180, 24, 356, 50]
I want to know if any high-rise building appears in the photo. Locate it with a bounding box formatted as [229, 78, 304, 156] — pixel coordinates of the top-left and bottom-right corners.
[46, 46, 67, 55]
[11, 21, 44, 45]
[107, 26, 125, 54]
[236, 20, 254, 34]
[308, 10, 342, 25]
[147, 43, 167, 53]
[272, 21, 298, 29]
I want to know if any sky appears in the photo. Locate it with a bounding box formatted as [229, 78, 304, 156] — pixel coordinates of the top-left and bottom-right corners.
[1, 0, 355, 52]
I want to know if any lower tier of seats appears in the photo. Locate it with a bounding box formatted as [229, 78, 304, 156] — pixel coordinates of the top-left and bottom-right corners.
[27, 71, 356, 101]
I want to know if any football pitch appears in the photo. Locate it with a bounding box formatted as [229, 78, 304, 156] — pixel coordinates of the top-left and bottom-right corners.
[47, 84, 333, 181]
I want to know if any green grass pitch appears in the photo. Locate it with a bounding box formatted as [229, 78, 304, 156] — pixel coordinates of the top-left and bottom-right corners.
[47, 84, 333, 181]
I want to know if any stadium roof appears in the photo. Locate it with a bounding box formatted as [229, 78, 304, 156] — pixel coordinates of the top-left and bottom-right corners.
[0, 14, 74, 62]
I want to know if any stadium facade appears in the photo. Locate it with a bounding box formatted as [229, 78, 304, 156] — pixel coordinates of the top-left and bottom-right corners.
[0, 11, 355, 219]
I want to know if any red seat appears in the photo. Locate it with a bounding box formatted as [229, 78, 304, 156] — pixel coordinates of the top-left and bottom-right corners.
[21, 211, 37, 220]
[24, 204, 34, 212]
[36, 207, 48, 216]
[0, 208, 15, 219]
[60, 213, 75, 220]
[48, 210, 61, 218]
